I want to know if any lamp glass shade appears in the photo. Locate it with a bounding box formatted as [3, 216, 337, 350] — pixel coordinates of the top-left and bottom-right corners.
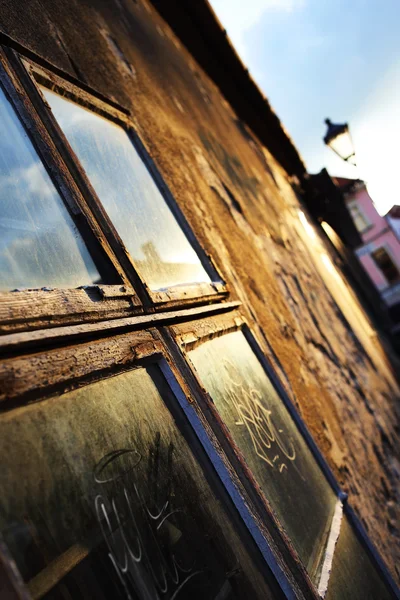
[324, 119, 356, 165]
[328, 130, 356, 164]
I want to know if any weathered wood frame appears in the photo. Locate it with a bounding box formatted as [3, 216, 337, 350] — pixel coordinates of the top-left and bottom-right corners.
[0, 47, 143, 335]
[0, 326, 298, 600]
[0, 301, 240, 358]
[166, 310, 400, 599]
[6, 49, 228, 312]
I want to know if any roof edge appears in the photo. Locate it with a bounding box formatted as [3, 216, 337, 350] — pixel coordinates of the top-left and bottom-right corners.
[150, 0, 307, 178]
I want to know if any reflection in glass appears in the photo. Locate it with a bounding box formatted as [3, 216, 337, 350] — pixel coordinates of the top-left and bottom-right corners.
[43, 89, 211, 291]
[189, 331, 337, 581]
[326, 515, 392, 600]
[0, 86, 100, 291]
[0, 366, 278, 599]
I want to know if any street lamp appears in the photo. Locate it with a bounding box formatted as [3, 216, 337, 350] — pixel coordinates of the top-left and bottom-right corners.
[323, 118, 356, 165]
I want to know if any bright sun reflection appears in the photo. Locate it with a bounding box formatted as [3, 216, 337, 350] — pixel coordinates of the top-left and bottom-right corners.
[297, 210, 377, 351]
[320, 252, 335, 274]
[298, 210, 317, 240]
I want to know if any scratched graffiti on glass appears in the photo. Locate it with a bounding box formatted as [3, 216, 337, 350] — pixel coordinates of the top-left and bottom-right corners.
[93, 438, 205, 600]
[0, 366, 274, 599]
[221, 357, 296, 472]
[189, 331, 338, 579]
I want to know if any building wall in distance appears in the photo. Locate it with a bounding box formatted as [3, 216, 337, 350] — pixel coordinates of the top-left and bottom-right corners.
[347, 184, 400, 309]
[1, 0, 400, 584]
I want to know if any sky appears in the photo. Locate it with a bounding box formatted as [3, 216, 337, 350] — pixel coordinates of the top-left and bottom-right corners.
[210, 0, 400, 215]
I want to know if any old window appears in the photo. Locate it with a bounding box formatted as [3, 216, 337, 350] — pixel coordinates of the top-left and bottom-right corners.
[20, 55, 226, 306]
[347, 200, 370, 234]
[0, 332, 282, 600]
[0, 49, 227, 335]
[0, 82, 100, 291]
[371, 247, 400, 285]
[12, 52, 226, 309]
[0, 45, 397, 600]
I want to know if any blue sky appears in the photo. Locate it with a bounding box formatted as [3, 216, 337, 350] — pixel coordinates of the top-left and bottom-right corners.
[210, 0, 400, 214]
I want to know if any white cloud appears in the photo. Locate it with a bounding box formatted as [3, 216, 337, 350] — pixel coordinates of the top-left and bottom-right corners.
[210, 0, 305, 60]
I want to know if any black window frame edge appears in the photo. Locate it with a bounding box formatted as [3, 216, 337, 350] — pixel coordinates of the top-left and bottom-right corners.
[168, 310, 400, 599]
[0, 534, 30, 599]
[6, 47, 228, 311]
[0, 328, 291, 600]
[0, 45, 142, 335]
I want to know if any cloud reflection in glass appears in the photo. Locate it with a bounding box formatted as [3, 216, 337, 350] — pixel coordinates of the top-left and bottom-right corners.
[0, 86, 100, 291]
[43, 89, 211, 291]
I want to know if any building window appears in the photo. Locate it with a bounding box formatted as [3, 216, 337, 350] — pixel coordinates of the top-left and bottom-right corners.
[371, 247, 400, 284]
[347, 200, 370, 233]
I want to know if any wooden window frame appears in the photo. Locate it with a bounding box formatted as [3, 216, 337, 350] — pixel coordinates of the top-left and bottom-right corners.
[166, 309, 400, 599]
[0, 47, 143, 335]
[0, 324, 294, 600]
[5, 48, 228, 313]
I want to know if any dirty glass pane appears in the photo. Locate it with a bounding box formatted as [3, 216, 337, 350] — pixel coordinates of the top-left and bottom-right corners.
[0, 366, 280, 600]
[0, 85, 100, 291]
[326, 515, 393, 600]
[43, 89, 211, 291]
[189, 331, 337, 581]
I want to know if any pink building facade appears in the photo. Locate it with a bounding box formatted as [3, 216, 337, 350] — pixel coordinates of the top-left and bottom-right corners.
[334, 178, 400, 325]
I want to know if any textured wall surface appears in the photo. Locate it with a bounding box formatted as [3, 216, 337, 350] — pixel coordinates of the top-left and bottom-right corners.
[1, 0, 399, 583]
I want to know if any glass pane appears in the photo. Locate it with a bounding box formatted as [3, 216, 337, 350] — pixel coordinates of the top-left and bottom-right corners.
[189, 331, 337, 581]
[0, 366, 280, 600]
[326, 516, 393, 600]
[43, 89, 211, 291]
[0, 85, 100, 291]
